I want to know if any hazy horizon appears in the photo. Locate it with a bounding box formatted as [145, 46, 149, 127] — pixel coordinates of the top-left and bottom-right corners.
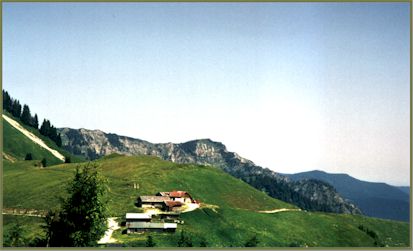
[3, 3, 410, 186]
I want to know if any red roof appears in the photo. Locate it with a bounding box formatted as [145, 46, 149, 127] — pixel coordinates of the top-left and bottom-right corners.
[169, 191, 189, 198]
[164, 201, 183, 207]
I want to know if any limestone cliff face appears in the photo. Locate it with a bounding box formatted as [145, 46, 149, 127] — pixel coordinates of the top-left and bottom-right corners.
[58, 127, 361, 215]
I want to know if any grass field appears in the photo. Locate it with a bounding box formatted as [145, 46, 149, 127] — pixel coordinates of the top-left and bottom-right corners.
[3, 154, 410, 247]
[113, 209, 410, 247]
[4, 155, 294, 215]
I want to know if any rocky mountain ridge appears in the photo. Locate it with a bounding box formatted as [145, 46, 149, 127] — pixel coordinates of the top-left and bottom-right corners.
[286, 170, 410, 221]
[58, 127, 361, 214]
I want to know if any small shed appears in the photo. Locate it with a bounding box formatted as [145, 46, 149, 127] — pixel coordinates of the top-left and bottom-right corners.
[126, 222, 177, 233]
[125, 213, 152, 222]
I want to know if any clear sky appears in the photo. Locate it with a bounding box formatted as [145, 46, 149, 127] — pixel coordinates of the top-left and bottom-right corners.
[3, 3, 410, 186]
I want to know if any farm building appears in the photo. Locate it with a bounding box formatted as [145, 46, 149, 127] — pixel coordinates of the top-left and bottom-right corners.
[125, 213, 152, 222]
[137, 196, 170, 208]
[126, 222, 177, 233]
[156, 192, 170, 196]
[163, 201, 183, 212]
[157, 190, 194, 203]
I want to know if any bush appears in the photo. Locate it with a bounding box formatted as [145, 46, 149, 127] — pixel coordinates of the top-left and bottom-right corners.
[25, 153, 33, 160]
[177, 230, 193, 247]
[199, 237, 208, 247]
[41, 158, 47, 167]
[3, 222, 27, 247]
[358, 225, 382, 246]
[244, 235, 259, 247]
[64, 156, 71, 163]
[145, 235, 156, 247]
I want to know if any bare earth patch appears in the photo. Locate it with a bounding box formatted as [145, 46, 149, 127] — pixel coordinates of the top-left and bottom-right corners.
[181, 203, 200, 213]
[200, 203, 220, 213]
[98, 217, 121, 244]
[258, 208, 302, 213]
[3, 152, 17, 163]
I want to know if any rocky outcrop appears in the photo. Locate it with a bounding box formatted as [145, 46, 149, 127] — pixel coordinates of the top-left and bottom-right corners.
[58, 127, 361, 215]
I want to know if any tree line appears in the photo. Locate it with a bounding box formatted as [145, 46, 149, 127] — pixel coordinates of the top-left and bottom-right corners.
[3, 90, 62, 147]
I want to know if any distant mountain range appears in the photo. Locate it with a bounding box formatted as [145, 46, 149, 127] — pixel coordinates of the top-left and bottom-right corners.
[398, 186, 410, 196]
[58, 127, 361, 215]
[285, 170, 410, 222]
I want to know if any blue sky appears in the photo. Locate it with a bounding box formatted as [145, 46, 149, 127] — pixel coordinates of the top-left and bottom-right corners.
[3, 3, 410, 185]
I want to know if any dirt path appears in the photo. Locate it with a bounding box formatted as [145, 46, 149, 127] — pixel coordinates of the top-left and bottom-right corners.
[2, 208, 46, 217]
[3, 114, 65, 161]
[200, 203, 219, 213]
[98, 217, 120, 244]
[3, 152, 17, 163]
[258, 208, 302, 213]
[4, 209, 120, 244]
[181, 203, 200, 213]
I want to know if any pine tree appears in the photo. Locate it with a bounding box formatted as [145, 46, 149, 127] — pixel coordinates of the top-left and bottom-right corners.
[3, 90, 12, 112]
[64, 156, 71, 163]
[40, 119, 51, 136]
[50, 126, 58, 142]
[21, 104, 32, 126]
[41, 158, 47, 167]
[45, 163, 108, 247]
[56, 133, 62, 147]
[25, 153, 33, 160]
[39, 119, 62, 147]
[33, 114, 39, 129]
[11, 99, 22, 118]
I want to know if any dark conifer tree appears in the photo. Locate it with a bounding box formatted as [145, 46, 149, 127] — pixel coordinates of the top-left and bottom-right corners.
[40, 119, 51, 136]
[64, 156, 71, 163]
[11, 99, 22, 118]
[45, 163, 108, 247]
[50, 126, 57, 140]
[33, 114, 39, 129]
[21, 104, 32, 126]
[41, 158, 47, 167]
[56, 133, 62, 147]
[3, 90, 12, 112]
[4, 90, 62, 149]
[25, 153, 33, 160]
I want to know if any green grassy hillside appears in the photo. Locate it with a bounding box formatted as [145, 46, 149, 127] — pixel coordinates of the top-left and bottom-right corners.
[3, 155, 410, 247]
[3, 113, 85, 165]
[138, 209, 409, 247]
[4, 155, 294, 214]
[3, 117, 62, 166]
